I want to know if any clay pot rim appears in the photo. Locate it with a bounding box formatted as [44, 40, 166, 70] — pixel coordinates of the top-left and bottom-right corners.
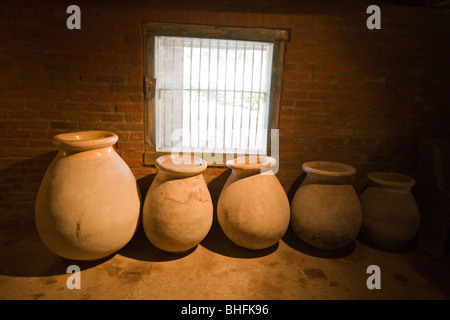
[302, 161, 356, 177]
[156, 154, 207, 174]
[226, 155, 276, 170]
[367, 171, 415, 188]
[53, 130, 118, 151]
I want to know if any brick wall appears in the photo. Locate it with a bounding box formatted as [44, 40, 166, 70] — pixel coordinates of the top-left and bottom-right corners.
[1, 0, 449, 226]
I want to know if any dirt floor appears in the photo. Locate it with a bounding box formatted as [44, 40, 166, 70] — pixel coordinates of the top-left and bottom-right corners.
[1, 222, 449, 301]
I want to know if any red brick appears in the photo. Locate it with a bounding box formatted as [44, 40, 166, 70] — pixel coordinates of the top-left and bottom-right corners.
[116, 141, 143, 150]
[19, 121, 48, 129]
[307, 110, 330, 118]
[324, 64, 352, 73]
[8, 110, 36, 119]
[125, 114, 143, 122]
[333, 128, 354, 136]
[280, 109, 306, 117]
[301, 42, 328, 51]
[5, 90, 36, 99]
[94, 113, 124, 122]
[290, 31, 316, 41]
[336, 74, 359, 83]
[115, 104, 144, 112]
[283, 72, 309, 81]
[83, 103, 115, 112]
[312, 52, 339, 62]
[308, 91, 333, 99]
[38, 111, 67, 120]
[304, 127, 329, 135]
[282, 90, 307, 99]
[129, 132, 144, 140]
[96, 94, 129, 103]
[73, 64, 103, 74]
[68, 111, 94, 121]
[311, 73, 335, 81]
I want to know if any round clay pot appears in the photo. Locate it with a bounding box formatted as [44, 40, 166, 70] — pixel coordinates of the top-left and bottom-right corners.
[291, 161, 362, 250]
[217, 156, 290, 250]
[35, 131, 141, 261]
[360, 171, 420, 248]
[142, 155, 213, 253]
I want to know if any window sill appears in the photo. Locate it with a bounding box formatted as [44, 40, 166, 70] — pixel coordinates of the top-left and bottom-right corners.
[143, 151, 268, 167]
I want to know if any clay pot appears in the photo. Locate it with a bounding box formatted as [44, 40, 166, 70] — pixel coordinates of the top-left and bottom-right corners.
[143, 155, 213, 253]
[291, 161, 362, 250]
[217, 156, 290, 250]
[360, 171, 420, 248]
[35, 131, 141, 261]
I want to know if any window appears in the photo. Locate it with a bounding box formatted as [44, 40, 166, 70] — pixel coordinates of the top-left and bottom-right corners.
[142, 23, 288, 166]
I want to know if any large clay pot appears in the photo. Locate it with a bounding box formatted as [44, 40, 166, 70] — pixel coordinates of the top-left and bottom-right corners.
[217, 156, 290, 250]
[291, 161, 362, 250]
[35, 131, 141, 261]
[360, 171, 420, 248]
[142, 155, 213, 253]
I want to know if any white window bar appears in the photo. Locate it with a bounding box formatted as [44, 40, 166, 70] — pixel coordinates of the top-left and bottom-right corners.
[155, 36, 273, 155]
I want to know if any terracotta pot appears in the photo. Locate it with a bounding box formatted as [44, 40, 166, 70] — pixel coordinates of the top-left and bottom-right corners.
[217, 156, 290, 250]
[291, 161, 362, 250]
[143, 155, 213, 253]
[35, 131, 141, 261]
[360, 171, 420, 248]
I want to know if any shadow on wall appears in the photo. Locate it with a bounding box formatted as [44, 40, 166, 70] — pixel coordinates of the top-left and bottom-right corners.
[0, 151, 57, 227]
[136, 173, 156, 201]
[287, 172, 306, 204]
[206, 168, 231, 218]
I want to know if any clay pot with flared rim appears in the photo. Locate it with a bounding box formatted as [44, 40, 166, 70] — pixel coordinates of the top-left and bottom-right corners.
[217, 156, 290, 250]
[142, 155, 213, 253]
[291, 161, 362, 250]
[35, 131, 141, 261]
[360, 171, 420, 248]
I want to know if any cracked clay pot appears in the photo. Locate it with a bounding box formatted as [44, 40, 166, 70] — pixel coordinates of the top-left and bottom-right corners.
[35, 131, 141, 261]
[142, 155, 213, 253]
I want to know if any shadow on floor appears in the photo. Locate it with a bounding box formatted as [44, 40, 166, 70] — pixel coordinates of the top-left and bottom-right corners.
[119, 219, 278, 262]
[118, 224, 196, 262]
[410, 247, 450, 298]
[0, 227, 112, 277]
[200, 220, 278, 259]
[356, 233, 419, 254]
[282, 225, 355, 259]
[123, 168, 277, 260]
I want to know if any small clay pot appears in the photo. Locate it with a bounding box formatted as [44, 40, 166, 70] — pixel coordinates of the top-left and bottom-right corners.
[142, 155, 213, 253]
[360, 171, 420, 248]
[217, 156, 290, 250]
[291, 161, 362, 250]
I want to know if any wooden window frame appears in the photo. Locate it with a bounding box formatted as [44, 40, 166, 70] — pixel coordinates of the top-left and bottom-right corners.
[142, 22, 289, 166]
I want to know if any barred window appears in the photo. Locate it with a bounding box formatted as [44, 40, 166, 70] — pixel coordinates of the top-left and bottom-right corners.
[143, 23, 288, 166]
